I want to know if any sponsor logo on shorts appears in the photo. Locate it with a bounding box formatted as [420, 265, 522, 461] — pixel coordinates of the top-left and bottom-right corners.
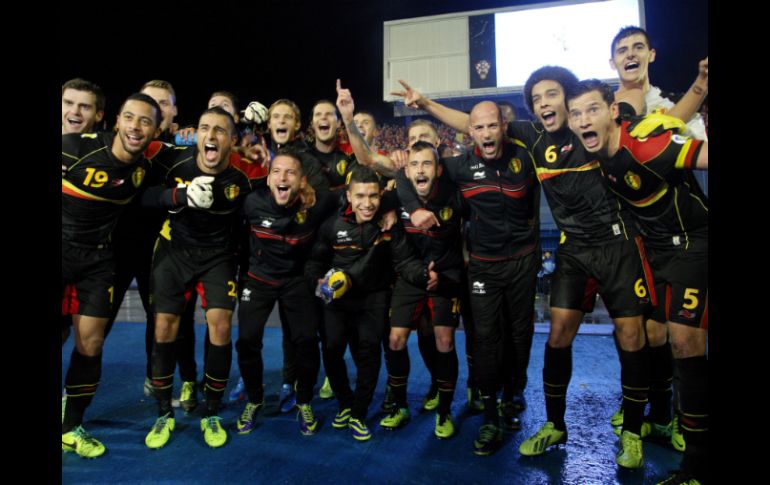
[678, 309, 695, 320]
[241, 288, 252, 302]
[471, 281, 486, 295]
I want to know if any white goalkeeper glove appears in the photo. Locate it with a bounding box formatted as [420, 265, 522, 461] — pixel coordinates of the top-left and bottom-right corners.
[187, 175, 215, 209]
[242, 101, 268, 125]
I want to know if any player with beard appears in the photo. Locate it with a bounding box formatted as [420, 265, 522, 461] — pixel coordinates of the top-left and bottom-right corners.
[380, 141, 464, 439]
[336, 82, 456, 416]
[234, 150, 337, 436]
[61, 93, 161, 458]
[141, 107, 252, 450]
[393, 100, 539, 456]
[103, 80, 201, 412]
[264, 98, 341, 408]
[393, 72, 653, 467]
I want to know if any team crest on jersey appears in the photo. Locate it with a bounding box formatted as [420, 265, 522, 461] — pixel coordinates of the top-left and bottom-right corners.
[131, 167, 146, 187]
[224, 184, 240, 201]
[624, 171, 641, 190]
[439, 207, 453, 221]
[295, 210, 307, 225]
[345, 171, 353, 185]
[336, 159, 348, 177]
[509, 158, 522, 174]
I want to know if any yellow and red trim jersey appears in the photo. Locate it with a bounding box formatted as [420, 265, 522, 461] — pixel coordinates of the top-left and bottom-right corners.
[507, 121, 636, 246]
[598, 120, 707, 248]
[62, 132, 150, 245]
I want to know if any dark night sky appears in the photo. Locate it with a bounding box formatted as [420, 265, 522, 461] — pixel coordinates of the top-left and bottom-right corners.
[59, 0, 708, 127]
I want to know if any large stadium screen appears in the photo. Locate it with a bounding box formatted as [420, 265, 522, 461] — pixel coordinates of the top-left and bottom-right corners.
[494, 0, 643, 88]
[384, 0, 645, 102]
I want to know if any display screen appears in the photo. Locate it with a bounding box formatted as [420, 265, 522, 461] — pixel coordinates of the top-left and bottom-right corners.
[495, 0, 643, 87]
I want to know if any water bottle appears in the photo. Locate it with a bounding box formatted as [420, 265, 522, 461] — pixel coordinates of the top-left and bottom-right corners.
[174, 132, 197, 146]
[315, 269, 336, 304]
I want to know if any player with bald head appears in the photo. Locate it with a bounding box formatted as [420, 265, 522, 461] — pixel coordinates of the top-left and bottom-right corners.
[396, 99, 538, 456]
[394, 73, 654, 468]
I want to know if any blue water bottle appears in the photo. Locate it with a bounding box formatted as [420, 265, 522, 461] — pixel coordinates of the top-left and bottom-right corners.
[174, 132, 197, 146]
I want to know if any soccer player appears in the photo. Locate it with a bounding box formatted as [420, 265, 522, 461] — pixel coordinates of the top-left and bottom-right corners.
[336, 80, 460, 415]
[266, 98, 329, 192]
[609, 26, 707, 451]
[610, 26, 708, 140]
[306, 166, 437, 442]
[61, 78, 105, 135]
[308, 99, 358, 191]
[234, 150, 336, 436]
[353, 110, 379, 149]
[142, 107, 252, 450]
[394, 100, 539, 456]
[107, 79, 200, 411]
[393, 73, 651, 467]
[565, 79, 707, 485]
[140, 79, 179, 142]
[61, 93, 161, 458]
[60, 78, 106, 344]
[381, 141, 464, 439]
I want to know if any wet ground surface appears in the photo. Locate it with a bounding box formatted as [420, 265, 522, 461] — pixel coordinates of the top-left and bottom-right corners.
[64, 292, 680, 484]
